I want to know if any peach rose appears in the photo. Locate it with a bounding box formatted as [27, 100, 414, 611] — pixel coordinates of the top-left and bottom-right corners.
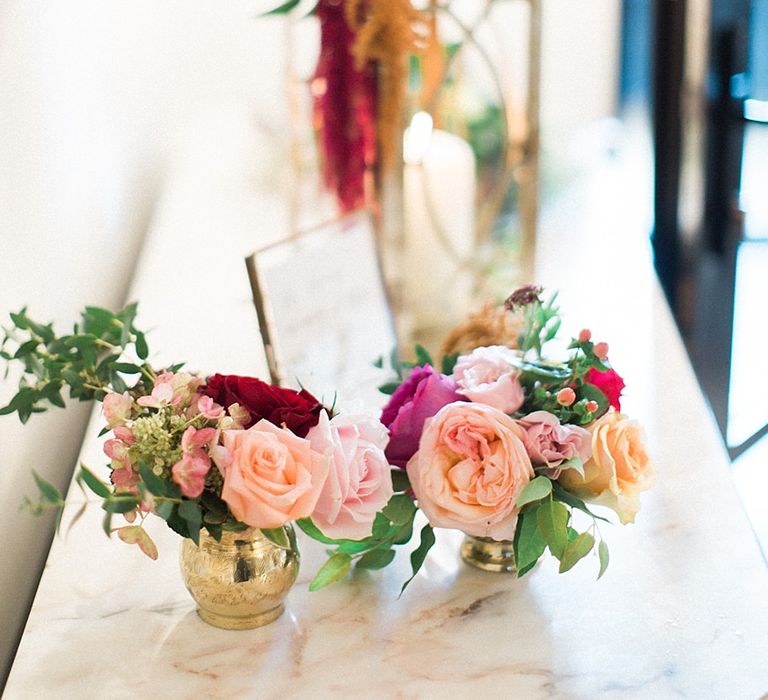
[558, 410, 655, 524]
[406, 402, 533, 540]
[220, 419, 329, 529]
[308, 411, 393, 540]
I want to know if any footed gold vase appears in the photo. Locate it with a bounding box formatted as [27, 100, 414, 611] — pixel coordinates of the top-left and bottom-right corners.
[460, 535, 516, 573]
[180, 526, 299, 630]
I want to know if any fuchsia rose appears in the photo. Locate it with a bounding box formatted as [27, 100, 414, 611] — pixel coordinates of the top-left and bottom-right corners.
[586, 367, 625, 411]
[307, 411, 393, 540]
[220, 419, 329, 529]
[380, 365, 466, 468]
[406, 402, 534, 540]
[204, 374, 322, 437]
[452, 346, 525, 413]
[516, 411, 592, 479]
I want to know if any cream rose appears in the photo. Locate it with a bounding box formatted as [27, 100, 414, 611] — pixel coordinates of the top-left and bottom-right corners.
[220, 419, 329, 529]
[558, 410, 655, 524]
[406, 402, 533, 540]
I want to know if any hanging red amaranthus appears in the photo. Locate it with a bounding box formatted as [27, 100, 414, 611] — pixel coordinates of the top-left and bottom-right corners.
[313, 0, 377, 212]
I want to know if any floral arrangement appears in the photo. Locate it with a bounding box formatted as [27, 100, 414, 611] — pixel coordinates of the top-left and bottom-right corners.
[316, 285, 656, 583]
[1, 305, 398, 590]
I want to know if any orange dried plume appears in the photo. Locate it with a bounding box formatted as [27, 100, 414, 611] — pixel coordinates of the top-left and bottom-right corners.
[345, 0, 427, 174]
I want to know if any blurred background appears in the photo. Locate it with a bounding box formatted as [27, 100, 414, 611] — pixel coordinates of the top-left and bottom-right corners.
[0, 0, 765, 688]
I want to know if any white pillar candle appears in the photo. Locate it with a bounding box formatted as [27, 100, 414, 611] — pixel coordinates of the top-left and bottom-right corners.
[403, 112, 477, 336]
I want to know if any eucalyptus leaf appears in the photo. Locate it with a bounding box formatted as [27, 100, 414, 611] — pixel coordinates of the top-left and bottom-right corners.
[552, 482, 611, 523]
[378, 382, 401, 396]
[558, 532, 595, 573]
[414, 344, 433, 367]
[32, 470, 63, 504]
[536, 500, 569, 559]
[513, 506, 547, 573]
[260, 0, 301, 16]
[102, 495, 140, 514]
[516, 476, 552, 507]
[79, 464, 111, 498]
[597, 540, 610, 579]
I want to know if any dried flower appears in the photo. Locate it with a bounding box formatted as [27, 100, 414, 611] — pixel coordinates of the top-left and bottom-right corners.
[504, 284, 543, 311]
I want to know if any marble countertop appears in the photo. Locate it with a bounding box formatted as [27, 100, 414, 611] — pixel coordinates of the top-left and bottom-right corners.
[6, 141, 768, 699]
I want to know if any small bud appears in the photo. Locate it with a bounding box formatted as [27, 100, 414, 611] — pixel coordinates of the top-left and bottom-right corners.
[556, 387, 576, 406]
[578, 328, 592, 343]
[585, 400, 599, 413]
[593, 342, 609, 360]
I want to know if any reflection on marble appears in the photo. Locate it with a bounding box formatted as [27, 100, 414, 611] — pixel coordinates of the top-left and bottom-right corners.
[6, 143, 768, 700]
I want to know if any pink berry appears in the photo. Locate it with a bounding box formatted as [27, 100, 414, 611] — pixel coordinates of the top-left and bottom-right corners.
[578, 328, 592, 343]
[594, 342, 609, 359]
[586, 400, 599, 413]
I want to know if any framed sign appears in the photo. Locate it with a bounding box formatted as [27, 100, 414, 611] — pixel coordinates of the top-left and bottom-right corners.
[246, 211, 398, 408]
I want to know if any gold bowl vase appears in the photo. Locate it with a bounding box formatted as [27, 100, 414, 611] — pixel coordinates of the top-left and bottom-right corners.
[180, 526, 299, 630]
[460, 534, 516, 573]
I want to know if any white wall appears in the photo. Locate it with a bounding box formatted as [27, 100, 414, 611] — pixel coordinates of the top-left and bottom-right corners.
[0, 0, 288, 685]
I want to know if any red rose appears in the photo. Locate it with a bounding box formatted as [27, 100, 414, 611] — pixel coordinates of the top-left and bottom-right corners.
[585, 367, 625, 411]
[203, 374, 323, 437]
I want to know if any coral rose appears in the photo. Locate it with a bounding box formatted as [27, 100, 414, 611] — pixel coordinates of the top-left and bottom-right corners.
[558, 410, 654, 524]
[452, 345, 525, 413]
[308, 411, 393, 540]
[381, 365, 465, 468]
[516, 410, 592, 479]
[406, 402, 533, 540]
[220, 419, 329, 528]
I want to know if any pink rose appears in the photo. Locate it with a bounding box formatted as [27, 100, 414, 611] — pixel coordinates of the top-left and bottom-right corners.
[585, 367, 625, 411]
[103, 391, 132, 427]
[220, 419, 329, 529]
[406, 402, 533, 540]
[452, 346, 525, 413]
[308, 412, 393, 540]
[381, 365, 465, 468]
[516, 411, 592, 479]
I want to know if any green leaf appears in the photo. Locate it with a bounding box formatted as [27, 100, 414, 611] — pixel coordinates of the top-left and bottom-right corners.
[356, 548, 396, 570]
[393, 516, 415, 545]
[154, 500, 174, 521]
[516, 476, 552, 507]
[135, 332, 148, 360]
[399, 524, 436, 596]
[137, 461, 179, 498]
[337, 539, 374, 555]
[13, 339, 39, 359]
[112, 362, 141, 374]
[440, 352, 459, 375]
[372, 355, 384, 369]
[296, 517, 338, 545]
[261, 527, 291, 549]
[32, 470, 63, 504]
[597, 540, 610, 579]
[309, 552, 352, 591]
[536, 500, 569, 559]
[78, 464, 111, 498]
[513, 506, 547, 572]
[558, 532, 595, 573]
[378, 382, 401, 396]
[382, 493, 417, 525]
[391, 469, 411, 492]
[178, 499, 202, 545]
[414, 344, 433, 367]
[102, 511, 113, 536]
[260, 0, 301, 16]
